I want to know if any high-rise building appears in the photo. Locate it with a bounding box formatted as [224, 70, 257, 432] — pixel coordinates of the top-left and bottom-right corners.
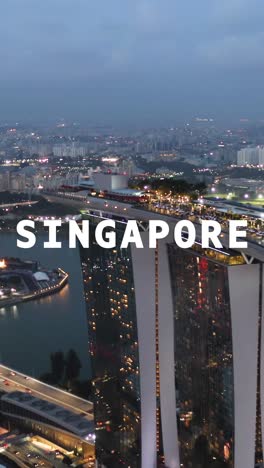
[80, 226, 141, 468]
[53, 143, 87, 158]
[237, 146, 264, 166]
[167, 243, 262, 468]
[80, 209, 264, 468]
[259, 147, 264, 165]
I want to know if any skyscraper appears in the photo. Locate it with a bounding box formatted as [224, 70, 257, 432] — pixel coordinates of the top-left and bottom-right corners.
[80, 225, 141, 467]
[80, 209, 264, 468]
[167, 243, 260, 467]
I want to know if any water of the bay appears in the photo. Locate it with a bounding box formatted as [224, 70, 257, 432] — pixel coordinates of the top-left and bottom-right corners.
[0, 232, 90, 380]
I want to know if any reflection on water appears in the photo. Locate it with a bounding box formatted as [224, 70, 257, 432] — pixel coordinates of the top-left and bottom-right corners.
[10, 305, 18, 319]
[0, 233, 90, 380]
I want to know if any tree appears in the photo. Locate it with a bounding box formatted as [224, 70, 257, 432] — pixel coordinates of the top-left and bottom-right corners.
[65, 349, 82, 382]
[39, 372, 57, 385]
[70, 379, 93, 399]
[50, 351, 65, 382]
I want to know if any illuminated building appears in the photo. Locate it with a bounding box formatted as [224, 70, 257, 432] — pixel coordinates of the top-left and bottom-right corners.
[80, 225, 141, 467]
[237, 146, 264, 166]
[80, 210, 264, 468]
[93, 173, 128, 192]
[0, 259, 7, 269]
[0, 391, 94, 458]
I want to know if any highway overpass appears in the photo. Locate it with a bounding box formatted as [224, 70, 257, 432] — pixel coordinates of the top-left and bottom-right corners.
[0, 364, 93, 417]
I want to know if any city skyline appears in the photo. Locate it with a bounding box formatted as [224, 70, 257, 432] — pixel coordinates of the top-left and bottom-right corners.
[0, 2, 263, 467]
[0, 137, 262, 467]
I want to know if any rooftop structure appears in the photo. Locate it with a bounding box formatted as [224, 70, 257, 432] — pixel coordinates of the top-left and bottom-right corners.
[0, 365, 95, 458]
[1, 392, 94, 439]
[93, 172, 128, 191]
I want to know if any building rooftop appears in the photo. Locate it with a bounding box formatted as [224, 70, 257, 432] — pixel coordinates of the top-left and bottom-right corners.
[110, 188, 145, 196]
[1, 391, 94, 439]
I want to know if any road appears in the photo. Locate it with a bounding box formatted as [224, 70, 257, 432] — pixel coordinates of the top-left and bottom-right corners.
[0, 364, 93, 419]
[0, 433, 83, 468]
[7, 439, 65, 468]
[0, 431, 95, 468]
[0, 201, 39, 209]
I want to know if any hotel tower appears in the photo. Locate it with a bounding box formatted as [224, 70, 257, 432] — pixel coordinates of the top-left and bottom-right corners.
[80, 209, 264, 468]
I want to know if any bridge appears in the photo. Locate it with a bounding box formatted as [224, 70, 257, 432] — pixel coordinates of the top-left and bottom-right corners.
[0, 364, 93, 418]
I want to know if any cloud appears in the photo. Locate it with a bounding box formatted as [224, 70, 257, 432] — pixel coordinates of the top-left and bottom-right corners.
[212, 0, 258, 19]
[198, 32, 264, 69]
[0, 0, 264, 123]
[0, 0, 263, 79]
[209, 0, 264, 37]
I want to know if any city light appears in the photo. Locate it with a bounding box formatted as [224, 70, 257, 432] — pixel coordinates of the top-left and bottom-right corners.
[0, 260, 7, 269]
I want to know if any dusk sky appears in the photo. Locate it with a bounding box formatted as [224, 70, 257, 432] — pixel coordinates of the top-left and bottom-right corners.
[1, 0, 264, 125]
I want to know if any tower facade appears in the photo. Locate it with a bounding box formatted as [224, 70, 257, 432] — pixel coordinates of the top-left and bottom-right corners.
[80, 225, 141, 467]
[80, 209, 264, 468]
[167, 243, 262, 468]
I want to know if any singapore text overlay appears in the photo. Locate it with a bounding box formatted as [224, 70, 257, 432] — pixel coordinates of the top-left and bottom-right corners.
[16, 219, 249, 250]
